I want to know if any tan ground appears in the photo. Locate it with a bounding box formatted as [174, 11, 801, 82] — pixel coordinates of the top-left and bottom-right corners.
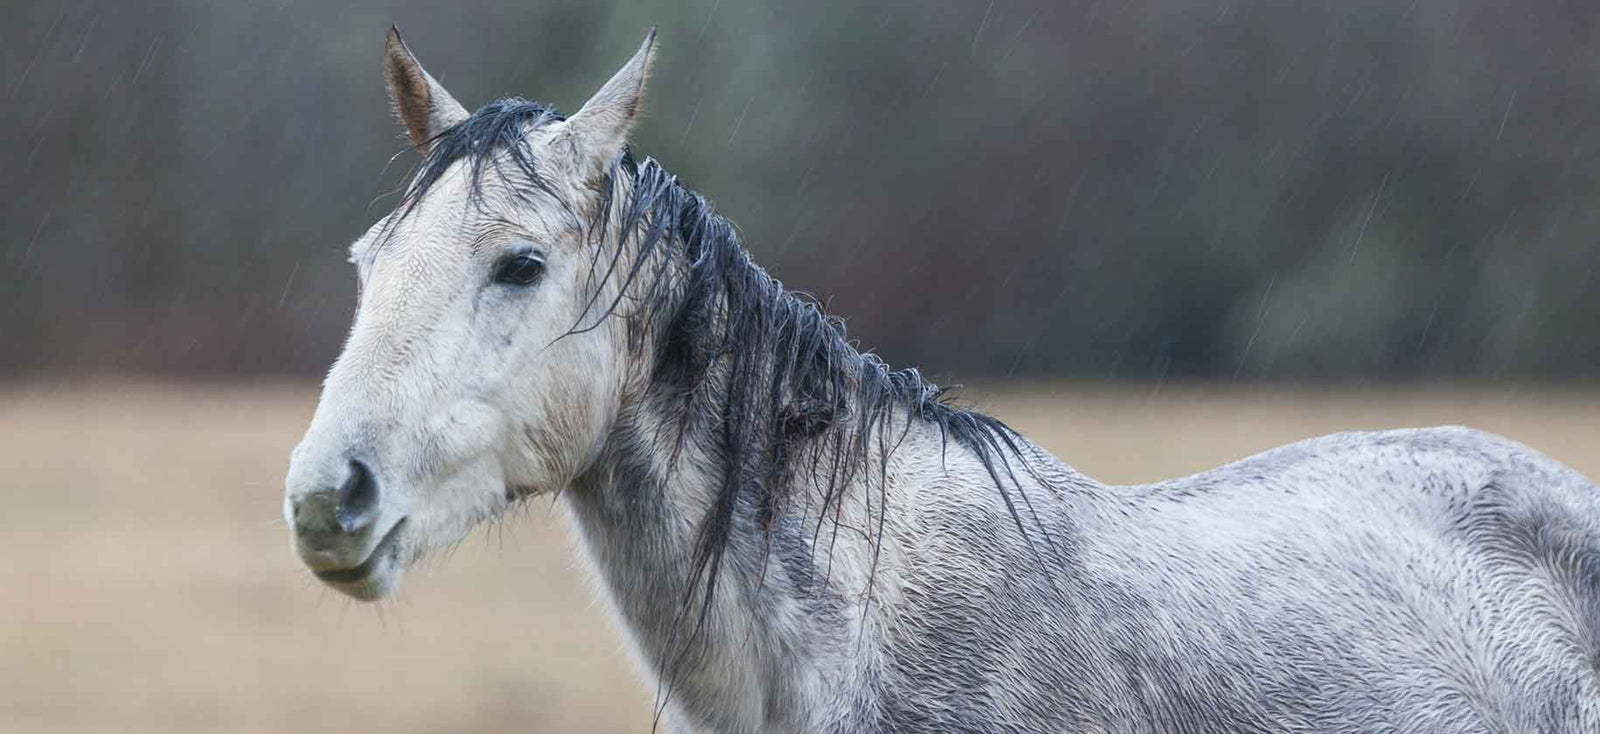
[2, 381, 1598, 733]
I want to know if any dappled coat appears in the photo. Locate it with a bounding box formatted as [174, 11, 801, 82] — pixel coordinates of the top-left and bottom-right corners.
[284, 29, 1600, 733]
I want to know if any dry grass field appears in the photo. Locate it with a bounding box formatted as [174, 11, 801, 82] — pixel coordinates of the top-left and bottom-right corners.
[3, 381, 1599, 733]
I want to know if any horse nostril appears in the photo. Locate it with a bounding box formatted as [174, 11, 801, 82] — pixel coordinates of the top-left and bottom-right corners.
[336, 459, 380, 533]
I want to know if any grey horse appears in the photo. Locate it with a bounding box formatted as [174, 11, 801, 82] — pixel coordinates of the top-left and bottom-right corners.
[283, 28, 1600, 733]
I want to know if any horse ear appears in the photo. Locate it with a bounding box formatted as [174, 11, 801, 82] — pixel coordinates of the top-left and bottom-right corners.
[565, 29, 657, 173]
[384, 27, 469, 150]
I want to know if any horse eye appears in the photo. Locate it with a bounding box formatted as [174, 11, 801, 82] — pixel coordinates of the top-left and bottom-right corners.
[493, 254, 545, 286]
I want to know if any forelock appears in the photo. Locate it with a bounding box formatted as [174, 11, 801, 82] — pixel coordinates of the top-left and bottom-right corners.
[402, 98, 569, 219]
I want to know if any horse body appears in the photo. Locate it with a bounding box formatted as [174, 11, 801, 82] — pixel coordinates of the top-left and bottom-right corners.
[284, 29, 1600, 732]
[575, 393, 1600, 732]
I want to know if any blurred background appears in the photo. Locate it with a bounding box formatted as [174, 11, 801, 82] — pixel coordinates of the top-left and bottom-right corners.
[3, 0, 1599, 732]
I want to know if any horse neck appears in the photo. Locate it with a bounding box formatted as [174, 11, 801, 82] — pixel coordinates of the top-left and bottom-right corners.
[553, 178, 1082, 726]
[561, 367, 969, 728]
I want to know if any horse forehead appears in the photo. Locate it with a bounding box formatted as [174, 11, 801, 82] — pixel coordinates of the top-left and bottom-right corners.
[381, 187, 498, 258]
[405, 157, 574, 239]
[364, 193, 478, 288]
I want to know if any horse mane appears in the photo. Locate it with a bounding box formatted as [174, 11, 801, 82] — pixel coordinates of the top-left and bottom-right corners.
[399, 97, 1050, 623]
[612, 157, 1055, 608]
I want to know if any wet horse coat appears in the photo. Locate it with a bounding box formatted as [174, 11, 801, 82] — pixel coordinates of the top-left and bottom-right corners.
[285, 29, 1600, 733]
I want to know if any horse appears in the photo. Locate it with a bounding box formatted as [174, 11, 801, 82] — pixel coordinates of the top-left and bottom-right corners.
[284, 28, 1600, 733]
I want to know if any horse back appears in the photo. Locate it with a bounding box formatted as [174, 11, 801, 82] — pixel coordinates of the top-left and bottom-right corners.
[878, 426, 1600, 732]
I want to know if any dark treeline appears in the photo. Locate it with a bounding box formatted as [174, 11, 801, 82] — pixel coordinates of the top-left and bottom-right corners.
[4, 0, 1598, 380]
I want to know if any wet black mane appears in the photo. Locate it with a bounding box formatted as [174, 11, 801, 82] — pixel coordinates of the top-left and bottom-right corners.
[611, 159, 1054, 609]
[402, 97, 1049, 632]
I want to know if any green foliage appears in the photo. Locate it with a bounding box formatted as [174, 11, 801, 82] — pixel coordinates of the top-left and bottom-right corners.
[4, 0, 1598, 379]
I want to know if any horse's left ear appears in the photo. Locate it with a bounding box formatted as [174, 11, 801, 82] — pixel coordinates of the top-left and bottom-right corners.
[565, 28, 657, 174]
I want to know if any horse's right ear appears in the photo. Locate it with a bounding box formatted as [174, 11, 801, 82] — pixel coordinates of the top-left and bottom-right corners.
[384, 27, 469, 150]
